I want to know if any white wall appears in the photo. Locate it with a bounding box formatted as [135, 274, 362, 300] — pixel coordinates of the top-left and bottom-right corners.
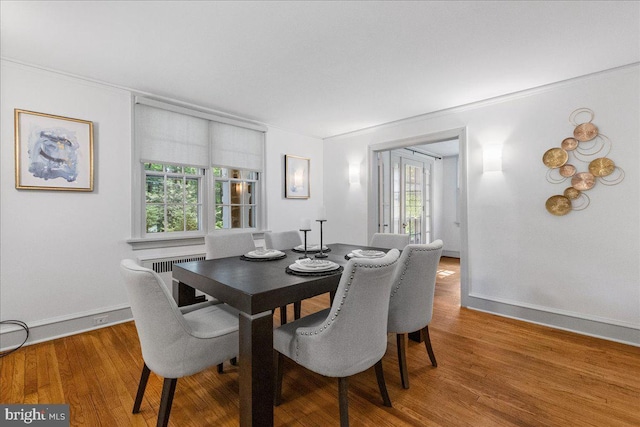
[0, 61, 135, 341]
[265, 127, 325, 237]
[0, 60, 323, 348]
[324, 65, 640, 344]
[441, 156, 461, 256]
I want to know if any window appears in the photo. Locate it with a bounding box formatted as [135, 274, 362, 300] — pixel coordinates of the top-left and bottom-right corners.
[132, 97, 266, 241]
[144, 163, 204, 234]
[214, 168, 259, 229]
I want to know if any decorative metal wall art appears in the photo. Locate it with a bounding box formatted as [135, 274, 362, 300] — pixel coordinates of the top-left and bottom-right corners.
[543, 108, 624, 216]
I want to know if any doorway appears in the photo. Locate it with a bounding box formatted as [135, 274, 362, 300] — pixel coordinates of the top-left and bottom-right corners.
[378, 149, 434, 244]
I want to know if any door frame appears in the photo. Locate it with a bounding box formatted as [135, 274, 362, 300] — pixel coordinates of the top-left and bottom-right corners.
[367, 127, 470, 306]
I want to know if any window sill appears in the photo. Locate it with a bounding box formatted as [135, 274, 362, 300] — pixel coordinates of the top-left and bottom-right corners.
[127, 235, 205, 250]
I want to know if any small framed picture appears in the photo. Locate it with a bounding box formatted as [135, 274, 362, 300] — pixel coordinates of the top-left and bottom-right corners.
[15, 109, 94, 191]
[285, 154, 310, 199]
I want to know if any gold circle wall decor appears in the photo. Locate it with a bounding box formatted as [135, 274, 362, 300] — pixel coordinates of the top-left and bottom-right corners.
[561, 137, 579, 151]
[588, 157, 615, 177]
[563, 187, 581, 200]
[571, 172, 596, 191]
[545, 195, 572, 216]
[542, 148, 568, 168]
[543, 108, 624, 215]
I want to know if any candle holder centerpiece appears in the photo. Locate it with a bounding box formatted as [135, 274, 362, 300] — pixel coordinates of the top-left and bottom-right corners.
[299, 218, 312, 259]
[315, 220, 328, 258]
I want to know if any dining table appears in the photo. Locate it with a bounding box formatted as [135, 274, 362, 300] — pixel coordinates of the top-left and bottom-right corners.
[172, 242, 374, 427]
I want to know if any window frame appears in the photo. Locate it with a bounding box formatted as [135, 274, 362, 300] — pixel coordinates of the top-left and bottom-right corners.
[211, 167, 260, 231]
[143, 162, 206, 236]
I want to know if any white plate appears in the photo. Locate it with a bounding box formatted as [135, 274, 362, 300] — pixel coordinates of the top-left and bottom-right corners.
[289, 262, 340, 272]
[245, 249, 285, 259]
[294, 244, 329, 251]
[295, 259, 337, 269]
[349, 249, 386, 258]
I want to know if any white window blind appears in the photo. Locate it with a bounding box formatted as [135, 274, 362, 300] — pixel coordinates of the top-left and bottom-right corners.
[135, 104, 209, 167]
[210, 122, 264, 172]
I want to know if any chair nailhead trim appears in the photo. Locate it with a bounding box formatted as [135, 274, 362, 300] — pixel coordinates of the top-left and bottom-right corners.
[295, 257, 398, 357]
[390, 247, 438, 298]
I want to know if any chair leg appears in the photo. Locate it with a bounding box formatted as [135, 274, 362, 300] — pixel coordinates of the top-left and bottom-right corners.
[230, 357, 237, 366]
[217, 363, 224, 373]
[293, 301, 302, 320]
[157, 378, 177, 427]
[423, 326, 437, 367]
[133, 363, 151, 413]
[338, 377, 349, 427]
[396, 333, 410, 389]
[274, 352, 284, 406]
[374, 360, 392, 407]
[280, 306, 288, 325]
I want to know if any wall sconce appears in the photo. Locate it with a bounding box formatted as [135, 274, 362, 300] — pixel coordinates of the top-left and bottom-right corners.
[483, 145, 503, 173]
[349, 163, 360, 184]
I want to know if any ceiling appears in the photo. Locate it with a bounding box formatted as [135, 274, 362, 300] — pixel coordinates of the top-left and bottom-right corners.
[1, 1, 639, 140]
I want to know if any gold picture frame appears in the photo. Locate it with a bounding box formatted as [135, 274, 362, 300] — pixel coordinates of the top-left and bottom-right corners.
[285, 154, 310, 199]
[15, 109, 94, 191]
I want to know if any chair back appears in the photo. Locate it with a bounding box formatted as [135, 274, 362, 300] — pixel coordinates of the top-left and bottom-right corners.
[387, 241, 443, 334]
[205, 232, 255, 259]
[120, 259, 198, 377]
[370, 232, 410, 250]
[264, 230, 302, 250]
[293, 249, 400, 377]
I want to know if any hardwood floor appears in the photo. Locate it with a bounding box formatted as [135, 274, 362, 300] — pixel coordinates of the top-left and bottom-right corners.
[2, 257, 639, 426]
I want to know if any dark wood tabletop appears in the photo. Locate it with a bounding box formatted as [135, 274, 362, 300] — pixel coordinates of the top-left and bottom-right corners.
[171, 242, 369, 427]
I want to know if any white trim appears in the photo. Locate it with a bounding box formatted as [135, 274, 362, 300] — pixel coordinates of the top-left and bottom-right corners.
[463, 293, 640, 347]
[325, 63, 640, 141]
[469, 292, 640, 331]
[0, 305, 133, 352]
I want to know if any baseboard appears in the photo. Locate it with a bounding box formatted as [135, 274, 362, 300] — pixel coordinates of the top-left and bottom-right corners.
[442, 250, 460, 258]
[464, 294, 640, 347]
[0, 306, 133, 352]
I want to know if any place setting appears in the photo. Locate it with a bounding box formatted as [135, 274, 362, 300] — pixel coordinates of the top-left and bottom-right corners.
[240, 248, 287, 262]
[286, 258, 343, 277]
[345, 249, 387, 260]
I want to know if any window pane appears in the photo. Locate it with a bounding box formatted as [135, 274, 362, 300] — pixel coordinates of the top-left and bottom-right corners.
[230, 169, 242, 179]
[166, 178, 184, 204]
[215, 181, 229, 204]
[231, 182, 243, 204]
[144, 163, 163, 172]
[146, 204, 165, 233]
[146, 176, 164, 203]
[185, 178, 199, 204]
[213, 167, 227, 178]
[166, 205, 185, 232]
[231, 206, 242, 228]
[244, 206, 255, 228]
[185, 205, 199, 231]
[166, 165, 182, 174]
[184, 166, 199, 175]
[215, 205, 229, 229]
[245, 182, 254, 204]
[243, 171, 258, 180]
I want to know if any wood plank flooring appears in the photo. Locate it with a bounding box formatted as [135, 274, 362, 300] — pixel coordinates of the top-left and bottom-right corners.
[2, 257, 639, 426]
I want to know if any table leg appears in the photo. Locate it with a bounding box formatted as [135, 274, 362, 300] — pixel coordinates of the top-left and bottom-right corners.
[239, 311, 274, 427]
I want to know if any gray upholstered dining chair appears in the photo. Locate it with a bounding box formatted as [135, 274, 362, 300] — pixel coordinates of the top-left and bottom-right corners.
[264, 230, 302, 251]
[369, 232, 410, 250]
[120, 259, 239, 427]
[264, 230, 304, 324]
[273, 250, 401, 427]
[387, 240, 443, 389]
[205, 232, 256, 259]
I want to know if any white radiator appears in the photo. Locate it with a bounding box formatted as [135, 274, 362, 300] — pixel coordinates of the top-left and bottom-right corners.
[140, 254, 207, 299]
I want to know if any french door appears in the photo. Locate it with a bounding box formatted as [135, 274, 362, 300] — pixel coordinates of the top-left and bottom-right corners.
[379, 152, 431, 244]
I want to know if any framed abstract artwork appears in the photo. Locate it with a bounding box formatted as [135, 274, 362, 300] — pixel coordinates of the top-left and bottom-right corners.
[15, 109, 94, 191]
[284, 154, 310, 199]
